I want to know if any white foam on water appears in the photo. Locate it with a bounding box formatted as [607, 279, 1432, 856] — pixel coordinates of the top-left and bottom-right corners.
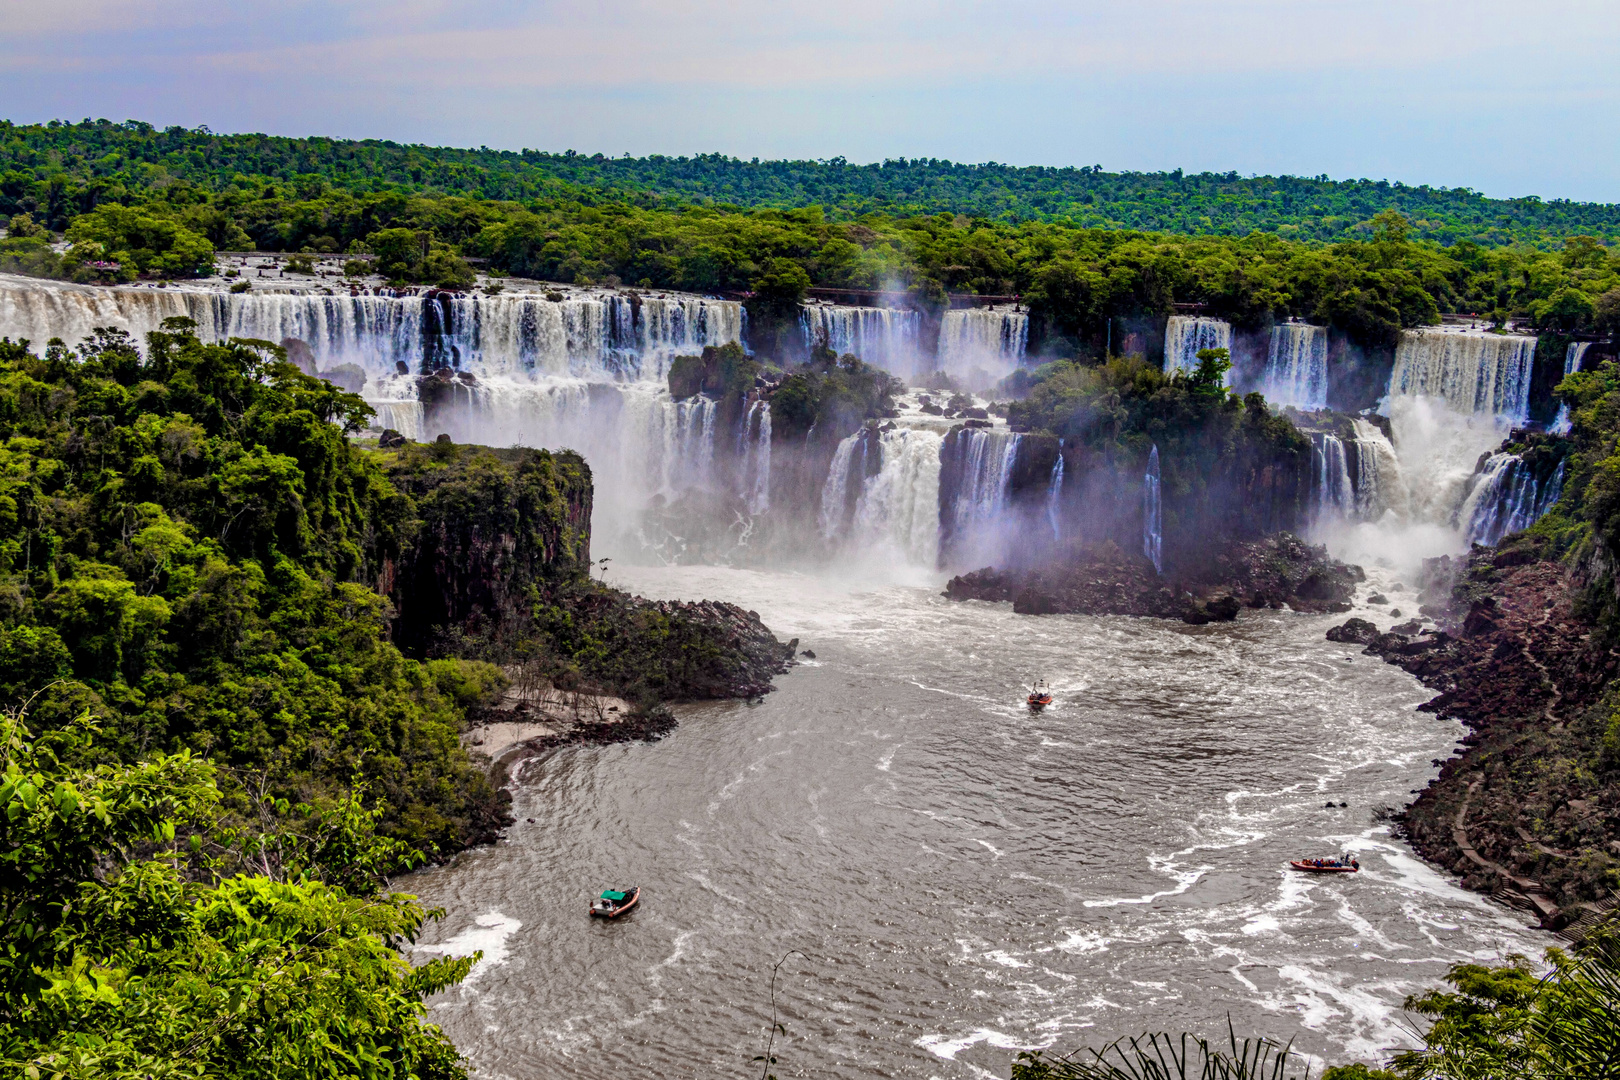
[415, 909, 522, 985]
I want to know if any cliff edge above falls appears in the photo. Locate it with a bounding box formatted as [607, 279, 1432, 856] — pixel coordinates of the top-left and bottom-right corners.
[945, 534, 1361, 623]
[1328, 540, 1620, 928]
[380, 440, 796, 707]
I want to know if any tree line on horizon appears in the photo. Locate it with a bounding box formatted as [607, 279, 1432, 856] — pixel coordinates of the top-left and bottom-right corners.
[3, 118, 1617, 248]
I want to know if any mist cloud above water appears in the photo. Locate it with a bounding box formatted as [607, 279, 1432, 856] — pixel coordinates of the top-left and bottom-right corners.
[5, 1, 1619, 201]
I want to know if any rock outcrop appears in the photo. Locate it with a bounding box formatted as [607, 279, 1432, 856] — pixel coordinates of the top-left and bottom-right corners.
[946, 533, 1359, 622]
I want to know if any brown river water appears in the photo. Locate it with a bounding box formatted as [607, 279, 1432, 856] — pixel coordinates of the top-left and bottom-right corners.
[406, 564, 1543, 1078]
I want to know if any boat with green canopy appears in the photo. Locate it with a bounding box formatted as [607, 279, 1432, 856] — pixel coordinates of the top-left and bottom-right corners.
[589, 885, 640, 918]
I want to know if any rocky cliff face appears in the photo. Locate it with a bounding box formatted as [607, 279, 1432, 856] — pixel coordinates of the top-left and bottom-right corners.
[1328, 543, 1620, 927]
[380, 440, 794, 704]
[385, 443, 593, 652]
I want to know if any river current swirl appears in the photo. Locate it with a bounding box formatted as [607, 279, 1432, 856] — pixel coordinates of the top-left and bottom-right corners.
[406, 564, 1543, 1078]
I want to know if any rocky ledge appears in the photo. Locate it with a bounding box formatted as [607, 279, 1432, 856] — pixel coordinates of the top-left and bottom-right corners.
[557, 584, 798, 701]
[945, 534, 1361, 624]
[1327, 544, 1620, 929]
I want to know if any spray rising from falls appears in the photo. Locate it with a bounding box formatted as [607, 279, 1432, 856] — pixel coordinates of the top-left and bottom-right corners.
[1143, 445, 1163, 574]
[1317, 329, 1559, 572]
[1163, 316, 1232, 375]
[1263, 323, 1328, 409]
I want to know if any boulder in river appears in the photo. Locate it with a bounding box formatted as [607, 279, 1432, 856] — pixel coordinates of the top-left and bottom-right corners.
[1326, 617, 1379, 644]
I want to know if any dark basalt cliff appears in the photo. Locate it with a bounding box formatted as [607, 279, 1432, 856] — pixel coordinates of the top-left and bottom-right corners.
[946, 534, 1360, 623]
[382, 440, 794, 704]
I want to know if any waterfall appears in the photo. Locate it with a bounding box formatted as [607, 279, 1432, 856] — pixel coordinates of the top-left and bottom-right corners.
[1142, 445, 1162, 573]
[1046, 453, 1065, 540]
[1263, 323, 1328, 409]
[801, 305, 922, 376]
[951, 429, 1021, 531]
[1350, 419, 1404, 521]
[852, 428, 945, 566]
[0, 276, 742, 385]
[737, 401, 773, 515]
[1389, 329, 1536, 422]
[1566, 341, 1593, 375]
[1163, 316, 1232, 375]
[1460, 455, 1567, 547]
[1552, 342, 1593, 433]
[1311, 434, 1355, 519]
[819, 434, 862, 539]
[937, 309, 1028, 384]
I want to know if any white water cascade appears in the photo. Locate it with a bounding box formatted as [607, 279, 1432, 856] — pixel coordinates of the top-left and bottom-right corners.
[1551, 341, 1592, 433]
[1350, 419, 1405, 522]
[1388, 329, 1536, 423]
[1311, 434, 1355, 520]
[0, 275, 743, 382]
[819, 435, 862, 539]
[1163, 316, 1232, 376]
[1046, 453, 1065, 540]
[1143, 445, 1162, 573]
[801, 304, 923, 376]
[1319, 331, 1550, 574]
[1460, 455, 1567, 548]
[1263, 323, 1328, 409]
[738, 402, 772, 515]
[1567, 341, 1593, 375]
[852, 428, 946, 566]
[937, 309, 1028, 387]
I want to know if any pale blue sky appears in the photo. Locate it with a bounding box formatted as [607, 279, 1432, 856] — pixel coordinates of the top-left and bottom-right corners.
[3, 0, 1617, 201]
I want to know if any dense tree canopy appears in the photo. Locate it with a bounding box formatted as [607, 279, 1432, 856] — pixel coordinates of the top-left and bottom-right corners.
[4, 118, 1617, 248]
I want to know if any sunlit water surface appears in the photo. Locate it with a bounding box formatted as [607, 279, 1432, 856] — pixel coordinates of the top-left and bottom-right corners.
[406, 565, 1543, 1078]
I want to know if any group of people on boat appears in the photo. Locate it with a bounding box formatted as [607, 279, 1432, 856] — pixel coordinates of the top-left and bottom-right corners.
[1290, 854, 1360, 873]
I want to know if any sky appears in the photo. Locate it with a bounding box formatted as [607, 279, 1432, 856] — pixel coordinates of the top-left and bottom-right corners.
[3, 0, 1618, 202]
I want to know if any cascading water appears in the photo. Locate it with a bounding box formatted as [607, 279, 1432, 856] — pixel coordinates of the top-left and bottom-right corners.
[1552, 342, 1593, 433]
[1350, 420, 1404, 522]
[819, 435, 862, 539]
[851, 428, 946, 566]
[737, 401, 773, 515]
[1311, 434, 1355, 520]
[1263, 323, 1328, 409]
[1163, 316, 1232, 375]
[1046, 453, 1065, 540]
[1318, 331, 1552, 573]
[1388, 328, 1536, 423]
[937, 309, 1028, 386]
[801, 305, 922, 377]
[1142, 445, 1162, 573]
[1567, 341, 1593, 375]
[1459, 456, 1567, 547]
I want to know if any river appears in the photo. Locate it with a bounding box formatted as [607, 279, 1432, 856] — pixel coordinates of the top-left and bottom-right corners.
[407, 563, 1543, 1079]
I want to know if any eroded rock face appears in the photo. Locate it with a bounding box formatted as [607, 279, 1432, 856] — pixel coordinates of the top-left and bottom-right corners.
[1337, 545, 1620, 917]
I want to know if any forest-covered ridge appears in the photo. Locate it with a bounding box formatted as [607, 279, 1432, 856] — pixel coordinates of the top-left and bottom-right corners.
[5, 117, 1618, 249]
